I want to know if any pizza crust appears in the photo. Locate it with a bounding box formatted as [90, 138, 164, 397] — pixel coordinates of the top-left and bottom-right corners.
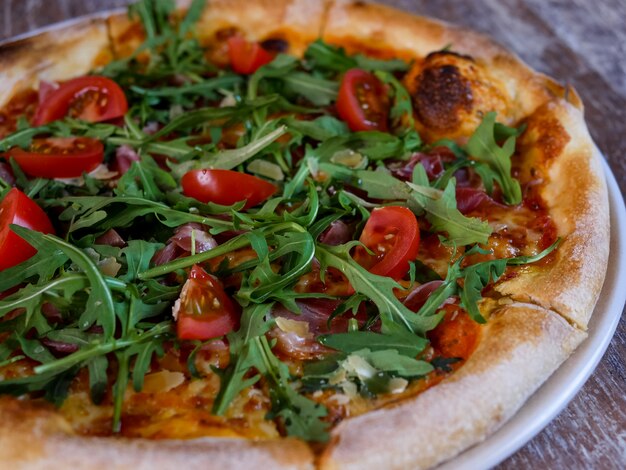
[318, 303, 586, 470]
[107, 0, 328, 63]
[0, 17, 112, 108]
[495, 100, 609, 329]
[0, 397, 315, 470]
[322, 0, 573, 121]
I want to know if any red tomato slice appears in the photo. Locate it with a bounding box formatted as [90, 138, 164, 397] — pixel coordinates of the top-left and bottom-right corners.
[175, 265, 240, 340]
[227, 36, 274, 75]
[0, 188, 55, 271]
[182, 169, 277, 209]
[7, 137, 104, 179]
[336, 69, 390, 132]
[33, 76, 128, 126]
[353, 206, 420, 280]
[428, 304, 479, 360]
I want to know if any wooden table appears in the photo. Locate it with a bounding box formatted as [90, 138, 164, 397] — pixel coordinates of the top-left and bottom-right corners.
[1, 0, 624, 468]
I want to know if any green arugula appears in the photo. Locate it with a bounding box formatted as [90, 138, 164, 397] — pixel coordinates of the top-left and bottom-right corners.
[466, 112, 522, 205]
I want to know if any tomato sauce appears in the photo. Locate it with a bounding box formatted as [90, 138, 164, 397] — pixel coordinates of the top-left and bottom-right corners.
[0, 88, 37, 138]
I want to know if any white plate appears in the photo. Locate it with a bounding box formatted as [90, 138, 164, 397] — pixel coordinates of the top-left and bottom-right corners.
[439, 159, 626, 469]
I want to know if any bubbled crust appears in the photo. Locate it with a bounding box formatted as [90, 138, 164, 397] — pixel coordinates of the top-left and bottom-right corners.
[319, 303, 586, 470]
[0, 396, 315, 470]
[0, 17, 112, 108]
[403, 51, 512, 142]
[495, 100, 609, 329]
[322, 0, 582, 138]
[107, 0, 328, 66]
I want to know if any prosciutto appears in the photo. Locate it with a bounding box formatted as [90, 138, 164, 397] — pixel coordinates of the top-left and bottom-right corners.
[269, 299, 352, 360]
[114, 144, 140, 174]
[152, 223, 218, 266]
[95, 229, 126, 247]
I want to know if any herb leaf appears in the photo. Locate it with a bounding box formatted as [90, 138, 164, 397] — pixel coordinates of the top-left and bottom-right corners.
[466, 112, 522, 205]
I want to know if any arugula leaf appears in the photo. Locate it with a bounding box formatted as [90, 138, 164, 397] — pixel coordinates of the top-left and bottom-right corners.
[87, 356, 109, 404]
[0, 273, 87, 326]
[129, 74, 242, 99]
[120, 240, 163, 282]
[304, 40, 409, 73]
[284, 115, 349, 142]
[115, 155, 176, 201]
[466, 112, 522, 205]
[207, 125, 287, 170]
[282, 72, 339, 106]
[357, 349, 433, 377]
[237, 231, 316, 304]
[316, 243, 442, 335]
[11, 226, 116, 339]
[407, 165, 492, 246]
[254, 335, 329, 442]
[55, 196, 235, 233]
[375, 71, 416, 131]
[319, 330, 428, 356]
[0, 239, 67, 292]
[212, 303, 273, 415]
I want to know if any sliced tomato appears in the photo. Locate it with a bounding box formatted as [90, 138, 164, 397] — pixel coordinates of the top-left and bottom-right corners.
[336, 69, 390, 132]
[428, 304, 479, 360]
[7, 137, 104, 179]
[353, 206, 420, 280]
[182, 169, 277, 209]
[227, 36, 274, 75]
[33, 76, 128, 125]
[174, 265, 240, 340]
[0, 188, 55, 271]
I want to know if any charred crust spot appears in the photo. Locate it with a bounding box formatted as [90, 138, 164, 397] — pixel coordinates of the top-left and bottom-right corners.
[413, 64, 473, 131]
[352, 1, 368, 7]
[260, 37, 289, 53]
[214, 27, 239, 41]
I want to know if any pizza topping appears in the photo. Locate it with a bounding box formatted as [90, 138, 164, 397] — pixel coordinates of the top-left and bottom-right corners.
[353, 205, 420, 280]
[6, 137, 104, 178]
[0, 0, 563, 444]
[0, 188, 55, 271]
[227, 36, 274, 75]
[181, 169, 277, 209]
[173, 265, 239, 340]
[33, 76, 128, 125]
[337, 69, 390, 132]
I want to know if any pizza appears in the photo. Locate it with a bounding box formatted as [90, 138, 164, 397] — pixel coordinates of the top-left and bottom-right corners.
[0, 0, 609, 469]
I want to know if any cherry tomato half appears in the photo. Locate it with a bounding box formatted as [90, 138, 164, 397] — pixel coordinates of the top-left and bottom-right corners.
[175, 265, 240, 340]
[0, 188, 55, 271]
[428, 304, 479, 360]
[182, 169, 277, 209]
[336, 69, 390, 132]
[7, 137, 104, 179]
[227, 36, 274, 75]
[353, 205, 420, 280]
[33, 76, 128, 126]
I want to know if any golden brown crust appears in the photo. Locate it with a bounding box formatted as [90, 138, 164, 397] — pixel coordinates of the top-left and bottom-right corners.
[0, 397, 315, 470]
[0, 17, 112, 108]
[107, 0, 328, 64]
[319, 303, 586, 470]
[495, 100, 610, 329]
[322, 0, 579, 131]
[0, 1, 610, 469]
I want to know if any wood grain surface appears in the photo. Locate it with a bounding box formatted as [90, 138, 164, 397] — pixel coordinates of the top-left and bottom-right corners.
[1, 0, 624, 468]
